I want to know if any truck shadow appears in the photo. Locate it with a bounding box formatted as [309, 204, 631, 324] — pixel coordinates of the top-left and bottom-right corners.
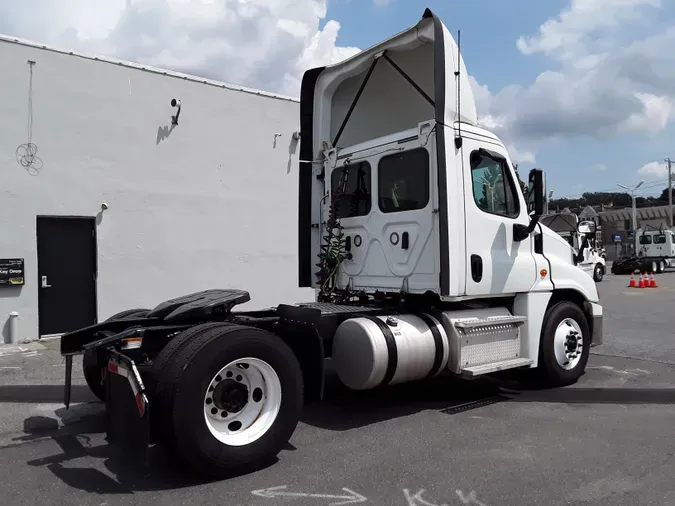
[301, 367, 675, 431]
[6, 375, 675, 493]
[301, 370, 506, 431]
[16, 412, 274, 494]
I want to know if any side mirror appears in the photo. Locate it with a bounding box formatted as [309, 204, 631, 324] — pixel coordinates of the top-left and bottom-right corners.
[514, 168, 545, 242]
[527, 168, 544, 217]
[577, 220, 597, 235]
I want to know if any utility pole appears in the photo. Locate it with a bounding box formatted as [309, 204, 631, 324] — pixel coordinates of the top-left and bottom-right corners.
[545, 190, 554, 214]
[617, 180, 644, 254]
[666, 157, 673, 229]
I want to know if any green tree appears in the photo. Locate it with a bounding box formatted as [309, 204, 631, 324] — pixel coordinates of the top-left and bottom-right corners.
[513, 163, 528, 195]
[548, 188, 669, 211]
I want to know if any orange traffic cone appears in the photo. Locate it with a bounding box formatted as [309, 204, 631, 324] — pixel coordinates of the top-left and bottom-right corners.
[638, 274, 645, 288]
[650, 273, 658, 288]
[629, 273, 636, 287]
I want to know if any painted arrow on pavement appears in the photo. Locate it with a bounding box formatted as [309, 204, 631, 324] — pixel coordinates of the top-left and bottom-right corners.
[251, 485, 367, 505]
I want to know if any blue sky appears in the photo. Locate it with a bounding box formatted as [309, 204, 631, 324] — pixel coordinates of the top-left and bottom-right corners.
[1, 0, 673, 202]
[325, 0, 675, 202]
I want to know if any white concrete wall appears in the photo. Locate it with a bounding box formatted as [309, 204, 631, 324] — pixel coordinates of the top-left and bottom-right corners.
[0, 38, 314, 342]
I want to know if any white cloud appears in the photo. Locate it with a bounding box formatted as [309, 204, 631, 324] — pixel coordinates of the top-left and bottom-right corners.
[2, 0, 672, 162]
[516, 0, 660, 61]
[472, 0, 675, 156]
[638, 160, 669, 178]
[0, 0, 361, 97]
[506, 144, 536, 165]
[469, 75, 537, 166]
[373, 0, 392, 5]
[618, 92, 673, 134]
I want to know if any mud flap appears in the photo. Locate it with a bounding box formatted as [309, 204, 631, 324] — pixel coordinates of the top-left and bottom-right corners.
[64, 355, 73, 409]
[105, 351, 151, 467]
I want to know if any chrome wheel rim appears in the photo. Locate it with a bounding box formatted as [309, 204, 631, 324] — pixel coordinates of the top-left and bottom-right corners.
[203, 357, 282, 447]
[553, 318, 583, 370]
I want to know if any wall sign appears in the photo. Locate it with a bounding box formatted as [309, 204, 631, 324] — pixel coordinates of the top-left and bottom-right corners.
[0, 258, 25, 286]
[612, 234, 622, 243]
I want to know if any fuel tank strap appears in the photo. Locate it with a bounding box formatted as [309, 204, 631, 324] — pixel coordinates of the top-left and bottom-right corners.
[418, 313, 445, 379]
[362, 316, 398, 386]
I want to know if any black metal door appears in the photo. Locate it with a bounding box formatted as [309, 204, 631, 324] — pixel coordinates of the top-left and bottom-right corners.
[37, 216, 97, 336]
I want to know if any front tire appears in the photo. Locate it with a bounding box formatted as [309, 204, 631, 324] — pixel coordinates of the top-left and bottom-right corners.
[537, 301, 590, 387]
[158, 324, 304, 478]
[593, 263, 604, 282]
[82, 308, 150, 402]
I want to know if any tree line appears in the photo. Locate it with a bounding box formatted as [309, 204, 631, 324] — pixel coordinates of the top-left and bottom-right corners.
[548, 188, 670, 211]
[511, 165, 669, 211]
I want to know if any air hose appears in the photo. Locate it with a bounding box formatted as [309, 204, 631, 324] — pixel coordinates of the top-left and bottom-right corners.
[316, 161, 351, 302]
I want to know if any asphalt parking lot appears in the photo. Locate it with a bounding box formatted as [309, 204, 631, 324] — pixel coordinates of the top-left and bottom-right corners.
[1, 268, 674, 506]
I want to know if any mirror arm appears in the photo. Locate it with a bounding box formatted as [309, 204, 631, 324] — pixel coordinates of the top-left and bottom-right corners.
[515, 167, 544, 242]
[513, 215, 540, 242]
[574, 234, 589, 264]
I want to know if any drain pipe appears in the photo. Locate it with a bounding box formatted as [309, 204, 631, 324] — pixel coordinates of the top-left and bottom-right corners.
[8, 312, 19, 344]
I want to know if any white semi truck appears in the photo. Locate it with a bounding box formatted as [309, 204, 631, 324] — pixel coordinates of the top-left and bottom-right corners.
[636, 226, 675, 273]
[612, 225, 675, 274]
[59, 9, 603, 478]
[540, 213, 607, 282]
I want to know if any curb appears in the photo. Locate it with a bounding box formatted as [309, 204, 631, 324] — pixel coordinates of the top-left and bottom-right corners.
[1, 336, 60, 349]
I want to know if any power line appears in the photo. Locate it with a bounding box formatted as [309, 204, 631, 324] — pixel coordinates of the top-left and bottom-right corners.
[666, 157, 673, 228]
[553, 178, 669, 200]
[556, 183, 663, 200]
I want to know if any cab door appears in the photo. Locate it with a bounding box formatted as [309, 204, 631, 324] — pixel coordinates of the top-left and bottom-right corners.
[460, 138, 537, 296]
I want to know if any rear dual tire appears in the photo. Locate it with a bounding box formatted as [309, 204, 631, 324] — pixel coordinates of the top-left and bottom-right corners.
[152, 323, 304, 478]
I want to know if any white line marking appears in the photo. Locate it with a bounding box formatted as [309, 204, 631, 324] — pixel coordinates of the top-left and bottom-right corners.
[456, 490, 489, 506]
[403, 488, 438, 506]
[251, 486, 367, 505]
[402, 488, 490, 506]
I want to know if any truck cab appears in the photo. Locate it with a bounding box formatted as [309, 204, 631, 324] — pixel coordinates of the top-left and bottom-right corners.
[540, 213, 606, 282]
[298, 8, 601, 328]
[294, 8, 602, 395]
[636, 227, 675, 272]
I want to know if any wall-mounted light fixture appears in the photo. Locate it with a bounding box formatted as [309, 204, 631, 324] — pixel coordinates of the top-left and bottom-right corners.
[101, 202, 109, 211]
[170, 98, 182, 125]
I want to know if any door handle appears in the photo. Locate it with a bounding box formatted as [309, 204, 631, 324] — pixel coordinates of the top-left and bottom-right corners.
[41, 275, 52, 288]
[470, 254, 483, 282]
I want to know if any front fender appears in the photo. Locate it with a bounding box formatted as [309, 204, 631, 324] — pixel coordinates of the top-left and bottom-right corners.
[584, 300, 603, 346]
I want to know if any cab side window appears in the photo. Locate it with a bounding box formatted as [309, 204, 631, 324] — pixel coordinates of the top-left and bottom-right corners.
[331, 162, 372, 219]
[639, 235, 652, 245]
[470, 151, 519, 218]
[654, 234, 666, 244]
[378, 148, 430, 213]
